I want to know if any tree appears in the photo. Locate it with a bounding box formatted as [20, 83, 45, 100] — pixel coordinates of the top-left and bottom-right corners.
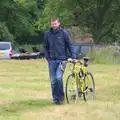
[0, 22, 14, 42]
[58, 0, 120, 44]
[34, 0, 73, 31]
[0, 0, 44, 44]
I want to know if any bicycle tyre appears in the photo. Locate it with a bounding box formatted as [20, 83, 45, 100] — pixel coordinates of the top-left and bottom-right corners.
[65, 73, 79, 104]
[83, 72, 95, 101]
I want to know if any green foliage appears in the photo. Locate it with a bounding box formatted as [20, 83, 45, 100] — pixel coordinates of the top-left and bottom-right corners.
[0, 0, 43, 44]
[1, 0, 120, 45]
[18, 43, 43, 52]
[0, 22, 14, 42]
[35, 0, 120, 44]
[36, 0, 45, 10]
[35, 0, 73, 31]
[62, 0, 120, 44]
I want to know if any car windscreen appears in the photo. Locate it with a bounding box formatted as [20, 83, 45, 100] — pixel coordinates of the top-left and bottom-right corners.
[0, 43, 10, 50]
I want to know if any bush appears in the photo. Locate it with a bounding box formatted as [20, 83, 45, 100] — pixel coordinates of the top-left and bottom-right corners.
[17, 44, 43, 52]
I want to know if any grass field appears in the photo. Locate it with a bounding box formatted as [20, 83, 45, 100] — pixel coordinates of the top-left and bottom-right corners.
[0, 59, 120, 120]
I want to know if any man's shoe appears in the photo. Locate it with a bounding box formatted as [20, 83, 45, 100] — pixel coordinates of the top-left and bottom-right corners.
[53, 100, 65, 105]
[53, 101, 60, 105]
[59, 99, 65, 105]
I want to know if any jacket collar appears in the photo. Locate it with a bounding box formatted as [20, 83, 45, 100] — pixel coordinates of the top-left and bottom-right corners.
[49, 27, 62, 34]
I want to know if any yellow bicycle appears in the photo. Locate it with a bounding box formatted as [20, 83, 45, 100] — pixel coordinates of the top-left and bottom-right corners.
[61, 57, 95, 104]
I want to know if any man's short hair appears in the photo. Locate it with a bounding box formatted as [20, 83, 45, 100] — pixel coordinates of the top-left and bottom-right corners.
[51, 16, 60, 22]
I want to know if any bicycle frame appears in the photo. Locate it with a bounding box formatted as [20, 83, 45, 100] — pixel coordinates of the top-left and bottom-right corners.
[64, 57, 95, 103]
[72, 62, 87, 93]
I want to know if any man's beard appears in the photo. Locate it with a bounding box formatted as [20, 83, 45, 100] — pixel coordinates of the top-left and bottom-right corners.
[52, 26, 60, 32]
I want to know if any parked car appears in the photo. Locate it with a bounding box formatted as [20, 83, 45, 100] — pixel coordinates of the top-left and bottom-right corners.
[0, 42, 16, 59]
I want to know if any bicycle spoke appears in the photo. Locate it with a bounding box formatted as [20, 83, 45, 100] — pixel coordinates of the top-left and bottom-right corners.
[83, 72, 95, 101]
[65, 74, 78, 104]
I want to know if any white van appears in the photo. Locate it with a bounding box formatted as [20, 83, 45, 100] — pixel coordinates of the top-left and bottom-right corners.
[0, 42, 15, 59]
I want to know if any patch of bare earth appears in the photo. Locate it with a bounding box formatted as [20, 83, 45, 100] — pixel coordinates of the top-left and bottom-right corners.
[0, 100, 8, 105]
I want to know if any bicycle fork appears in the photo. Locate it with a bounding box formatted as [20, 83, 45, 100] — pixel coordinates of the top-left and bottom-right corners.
[75, 75, 84, 102]
[74, 74, 79, 103]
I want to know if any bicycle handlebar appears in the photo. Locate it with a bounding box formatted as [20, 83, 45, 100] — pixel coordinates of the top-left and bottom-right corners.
[62, 57, 90, 64]
[60, 57, 90, 72]
[61, 58, 82, 64]
[68, 58, 83, 64]
[61, 57, 90, 68]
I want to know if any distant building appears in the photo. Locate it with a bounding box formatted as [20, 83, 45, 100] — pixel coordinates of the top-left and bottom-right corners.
[76, 35, 93, 43]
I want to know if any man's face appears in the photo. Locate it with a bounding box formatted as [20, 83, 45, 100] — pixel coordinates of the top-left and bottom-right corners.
[51, 20, 60, 30]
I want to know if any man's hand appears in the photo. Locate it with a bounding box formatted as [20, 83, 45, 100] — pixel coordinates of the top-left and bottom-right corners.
[67, 58, 77, 63]
[67, 58, 72, 62]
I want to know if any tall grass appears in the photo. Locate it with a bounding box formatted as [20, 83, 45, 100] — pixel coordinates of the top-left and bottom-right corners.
[86, 46, 120, 64]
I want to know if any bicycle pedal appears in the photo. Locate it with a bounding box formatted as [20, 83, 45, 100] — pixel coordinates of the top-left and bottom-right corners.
[89, 88, 93, 92]
[78, 92, 82, 97]
[71, 95, 76, 100]
[83, 86, 88, 93]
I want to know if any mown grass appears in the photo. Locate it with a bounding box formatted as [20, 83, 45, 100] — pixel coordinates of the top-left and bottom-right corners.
[0, 59, 120, 120]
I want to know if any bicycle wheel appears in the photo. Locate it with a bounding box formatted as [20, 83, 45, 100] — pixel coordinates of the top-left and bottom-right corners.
[65, 73, 79, 104]
[83, 72, 95, 101]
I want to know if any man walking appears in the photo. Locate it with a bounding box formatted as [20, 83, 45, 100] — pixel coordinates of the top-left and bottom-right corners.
[43, 17, 76, 105]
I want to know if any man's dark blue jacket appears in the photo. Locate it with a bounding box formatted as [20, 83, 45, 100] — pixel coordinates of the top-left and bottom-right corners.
[43, 27, 76, 60]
